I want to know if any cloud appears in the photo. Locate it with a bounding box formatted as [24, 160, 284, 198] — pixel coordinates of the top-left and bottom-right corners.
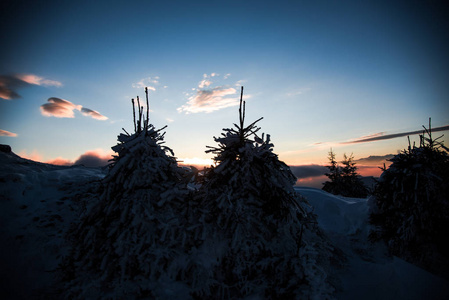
[46, 157, 72, 166]
[18, 149, 43, 162]
[81, 107, 108, 120]
[40, 97, 108, 120]
[356, 165, 384, 177]
[177, 73, 251, 114]
[17, 74, 62, 87]
[73, 149, 112, 167]
[0, 75, 31, 100]
[132, 76, 159, 90]
[198, 73, 215, 89]
[286, 87, 311, 97]
[0, 129, 17, 137]
[177, 87, 239, 114]
[341, 125, 449, 144]
[290, 164, 328, 188]
[354, 154, 395, 165]
[0, 74, 61, 100]
[234, 79, 247, 87]
[40, 97, 81, 118]
[16, 148, 112, 167]
[198, 79, 212, 88]
[289, 164, 328, 179]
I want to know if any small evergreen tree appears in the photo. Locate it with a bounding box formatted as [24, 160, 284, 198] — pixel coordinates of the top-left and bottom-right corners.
[187, 87, 336, 299]
[369, 119, 449, 277]
[61, 88, 190, 298]
[340, 153, 368, 198]
[323, 150, 368, 198]
[322, 148, 341, 195]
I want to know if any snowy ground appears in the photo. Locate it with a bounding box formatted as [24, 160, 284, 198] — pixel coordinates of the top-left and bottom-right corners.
[1, 151, 448, 299]
[296, 187, 449, 300]
[0, 151, 105, 299]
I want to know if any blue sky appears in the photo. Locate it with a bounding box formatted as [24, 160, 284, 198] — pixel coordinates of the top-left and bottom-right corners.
[1, 0, 448, 171]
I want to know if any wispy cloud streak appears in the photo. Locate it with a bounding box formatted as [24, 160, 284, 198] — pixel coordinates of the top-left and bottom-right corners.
[132, 76, 159, 91]
[341, 125, 449, 144]
[17, 74, 62, 87]
[354, 154, 395, 165]
[0, 129, 18, 137]
[178, 87, 239, 114]
[178, 73, 248, 114]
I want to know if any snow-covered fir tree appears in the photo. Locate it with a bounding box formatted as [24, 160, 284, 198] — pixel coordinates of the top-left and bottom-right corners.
[60, 89, 191, 298]
[322, 150, 368, 198]
[369, 119, 449, 278]
[186, 87, 337, 299]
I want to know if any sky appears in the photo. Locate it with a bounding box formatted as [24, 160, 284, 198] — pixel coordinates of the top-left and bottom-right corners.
[1, 0, 448, 185]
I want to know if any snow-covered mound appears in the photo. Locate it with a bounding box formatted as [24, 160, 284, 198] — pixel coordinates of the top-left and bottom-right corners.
[296, 187, 449, 300]
[0, 150, 106, 299]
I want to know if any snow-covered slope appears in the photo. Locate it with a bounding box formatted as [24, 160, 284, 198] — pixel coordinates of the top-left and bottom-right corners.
[296, 187, 449, 300]
[1, 150, 448, 299]
[0, 151, 105, 299]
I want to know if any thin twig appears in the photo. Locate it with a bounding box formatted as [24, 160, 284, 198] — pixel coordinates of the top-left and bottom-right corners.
[137, 96, 141, 132]
[145, 87, 150, 129]
[131, 98, 136, 133]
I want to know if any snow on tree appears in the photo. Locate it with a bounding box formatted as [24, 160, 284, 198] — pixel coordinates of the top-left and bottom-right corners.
[185, 87, 337, 299]
[369, 119, 449, 278]
[60, 88, 191, 299]
[322, 150, 368, 198]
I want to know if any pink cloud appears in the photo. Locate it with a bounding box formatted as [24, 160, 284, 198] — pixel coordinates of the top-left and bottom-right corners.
[73, 149, 113, 167]
[81, 107, 108, 120]
[18, 150, 43, 162]
[17, 74, 62, 87]
[0, 129, 17, 137]
[0, 74, 62, 100]
[40, 97, 108, 120]
[0, 75, 30, 100]
[46, 157, 72, 166]
[177, 87, 240, 114]
[40, 97, 81, 118]
[16, 148, 112, 167]
[178, 74, 250, 114]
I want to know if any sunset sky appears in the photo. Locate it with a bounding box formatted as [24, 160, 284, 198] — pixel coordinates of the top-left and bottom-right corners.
[1, 0, 448, 183]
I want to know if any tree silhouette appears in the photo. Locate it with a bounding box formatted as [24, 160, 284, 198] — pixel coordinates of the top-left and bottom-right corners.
[369, 119, 449, 277]
[188, 87, 335, 299]
[323, 150, 368, 197]
[61, 88, 190, 299]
